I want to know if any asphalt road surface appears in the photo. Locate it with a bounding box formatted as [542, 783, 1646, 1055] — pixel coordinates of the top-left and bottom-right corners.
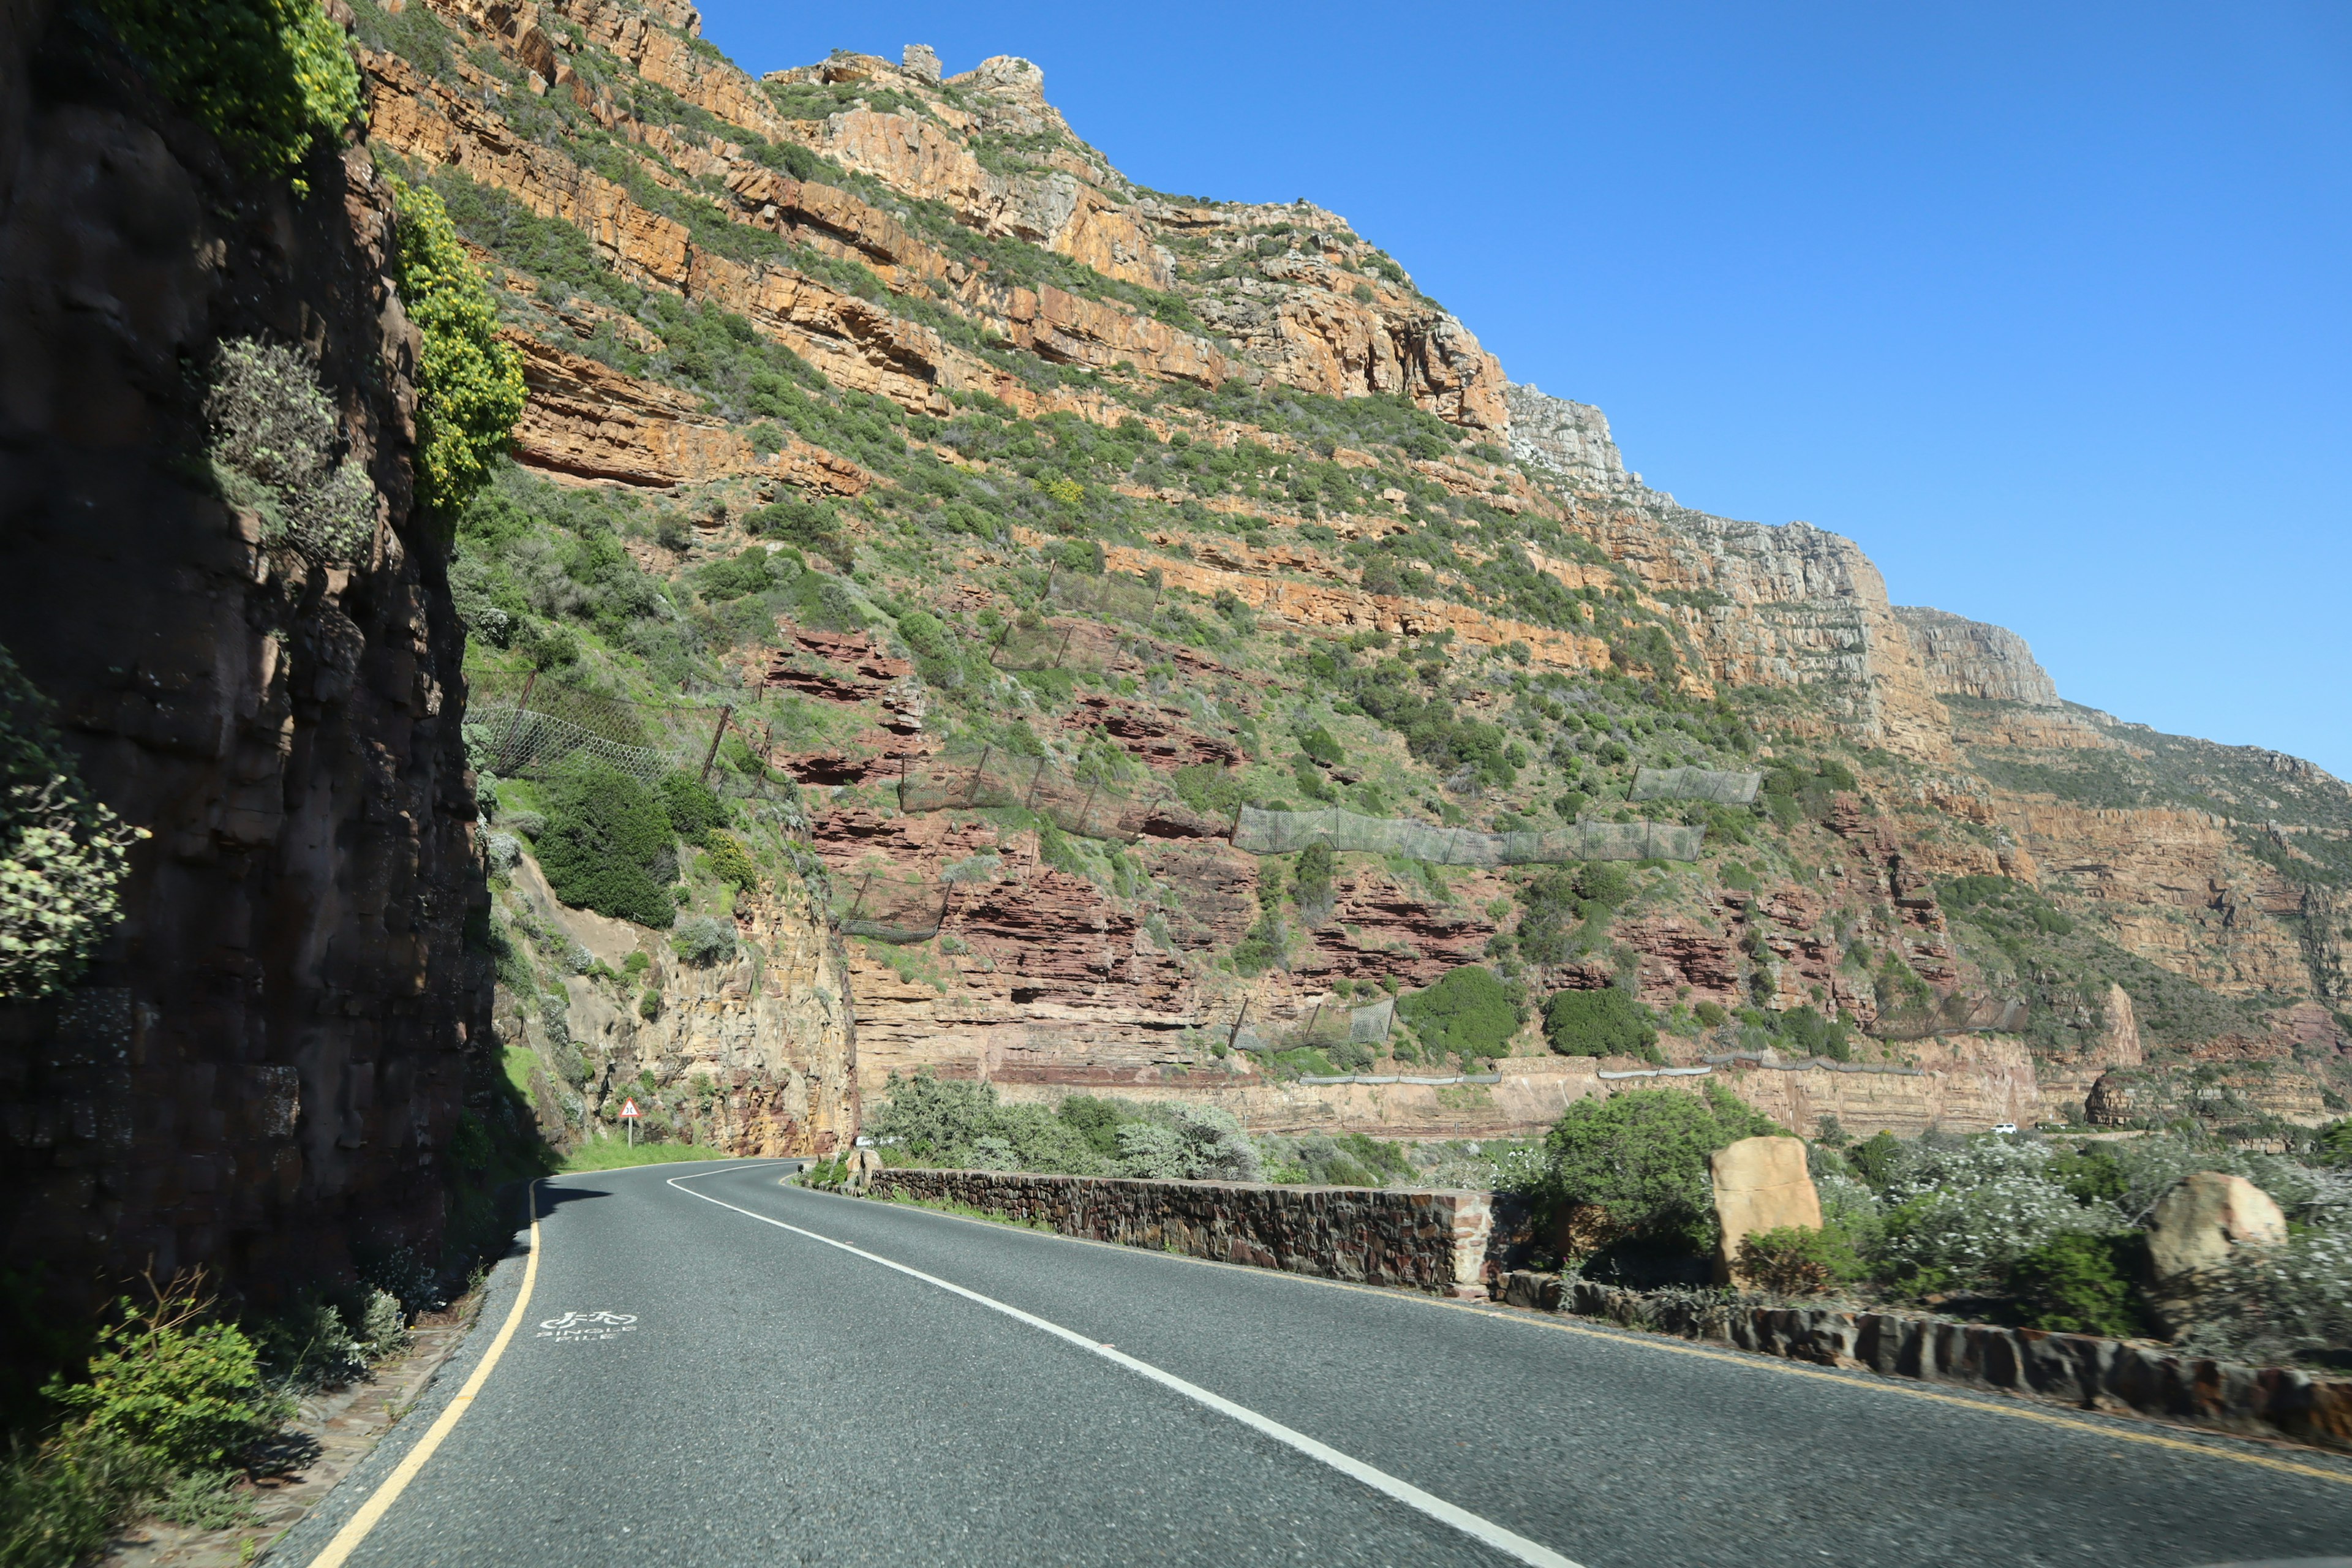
[273, 1161, 2352, 1567]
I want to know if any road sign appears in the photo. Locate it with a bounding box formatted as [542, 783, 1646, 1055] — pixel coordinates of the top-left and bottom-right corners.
[619, 1098, 641, 1119]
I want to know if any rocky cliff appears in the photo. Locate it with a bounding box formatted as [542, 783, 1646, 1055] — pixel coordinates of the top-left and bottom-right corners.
[0, 0, 490, 1316]
[326, 0, 2351, 1152]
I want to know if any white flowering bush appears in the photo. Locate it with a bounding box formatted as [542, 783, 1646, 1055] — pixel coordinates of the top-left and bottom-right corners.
[2180, 1225, 2352, 1364]
[1871, 1140, 2124, 1292]
[1115, 1106, 1261, 1182]
[205, 337, 377, 562]
[0, 649, 145, 998]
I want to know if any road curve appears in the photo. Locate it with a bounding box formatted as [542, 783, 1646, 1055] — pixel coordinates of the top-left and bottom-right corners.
[271, 1161, 2352, 1567]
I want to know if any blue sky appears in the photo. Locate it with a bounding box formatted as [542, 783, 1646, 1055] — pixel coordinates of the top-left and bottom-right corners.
[696, 1, 2352, 775]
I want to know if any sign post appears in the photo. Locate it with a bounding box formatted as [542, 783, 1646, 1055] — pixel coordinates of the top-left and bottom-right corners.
[620, 1096, 641, 1148]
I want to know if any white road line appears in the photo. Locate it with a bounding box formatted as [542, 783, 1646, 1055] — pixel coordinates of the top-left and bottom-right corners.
[666, 1169, 1583, 1568]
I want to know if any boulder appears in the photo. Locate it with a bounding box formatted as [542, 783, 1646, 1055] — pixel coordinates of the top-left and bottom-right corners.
[2145, 1170, 2286, 1330]
[1709, 1136, 1820, 1284]
[842, 1146, 884, 1194]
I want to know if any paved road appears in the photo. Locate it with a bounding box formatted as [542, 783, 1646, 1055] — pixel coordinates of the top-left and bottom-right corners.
[273, 1161, 2352, 1567]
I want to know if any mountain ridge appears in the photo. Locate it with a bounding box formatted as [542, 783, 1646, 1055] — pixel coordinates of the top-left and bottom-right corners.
[360, 0, 2350, 1147]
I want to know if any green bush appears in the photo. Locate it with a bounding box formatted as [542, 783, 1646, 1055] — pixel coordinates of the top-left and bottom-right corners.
[1395, 965, 1521, 1063]
[1540, 1085, 1786, 1251]
[537, 755, 676, 927]
[0, 1426, 161, 1568]
[1291, 841, 1334, 919]
[2005, 1232, 2146, 1337]
[1738, 1224, 1856, 1295]
[51, 1296, 288, 1472]
[670, 915, 735, 968]
[203, 337, 377, 559]
[703, 831, 760, 891]
[1541, 987, 1660, 1062]
[0, 649, 143, 1000]
[388, 178, 526, 518]
[96, 0, 360, 187]
[657, 772, 725, 846]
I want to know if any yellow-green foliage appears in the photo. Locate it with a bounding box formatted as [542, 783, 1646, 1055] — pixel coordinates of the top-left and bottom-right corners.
[703, 831, 760, 891]
[388, 178, 526, 518]
[96, 0, 361, 188]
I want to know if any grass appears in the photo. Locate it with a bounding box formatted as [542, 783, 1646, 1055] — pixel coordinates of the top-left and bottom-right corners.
[556, 1140, 735, 1173]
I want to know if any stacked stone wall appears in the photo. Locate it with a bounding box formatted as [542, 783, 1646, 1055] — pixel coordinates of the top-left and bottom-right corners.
[1496, 1273, 2352, 1453]
[866, 1169, 1490, 1295]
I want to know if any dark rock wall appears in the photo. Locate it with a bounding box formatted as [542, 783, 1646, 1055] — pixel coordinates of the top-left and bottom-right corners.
[0, 0, 489, 1321]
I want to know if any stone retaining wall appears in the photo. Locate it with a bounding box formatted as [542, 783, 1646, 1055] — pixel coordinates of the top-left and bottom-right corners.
[867, 1170, 1491, 1296]
[1497, 1272, 2352, 1453]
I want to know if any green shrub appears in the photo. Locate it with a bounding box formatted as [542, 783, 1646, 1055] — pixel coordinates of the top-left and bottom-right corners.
[95, 0, 360, 187]
[203, 337, 377, 560]
[703, 831, 760, 891]
[1738, 1224, 1856, 1295]
[2005, 1232, 2146, 1337]
[1541, 987, 1660, 1062]
[1540, 1085, 1786, 1251]
[657, 772, 725, 845]
[537, 755, 676, 927]
[670, 914, 736, 968]
[388, 178, 526, 518]
[0, 649, 144, 1000]
[1057, 1095, 1145, 1157]
[1395, 965, 1521, 1063]
[1291, 842, 1334, 919]
[51, 1294, 288, 1472]
[0, 1426, 162, 1568]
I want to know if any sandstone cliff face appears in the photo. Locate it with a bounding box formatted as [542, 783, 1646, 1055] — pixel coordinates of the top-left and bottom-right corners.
[493, 851, 857, 1157]
[0, 3, 488, 1308]
[1892, 606, 2061, 707]
[1504, 382, 1642, 498]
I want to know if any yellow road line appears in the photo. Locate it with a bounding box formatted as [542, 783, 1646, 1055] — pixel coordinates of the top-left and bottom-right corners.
[827, 1182, 2352, 1489]
[304, 1182, 544, 1568]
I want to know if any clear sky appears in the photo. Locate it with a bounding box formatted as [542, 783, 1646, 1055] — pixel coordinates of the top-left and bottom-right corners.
[696, 1, 2352, 775]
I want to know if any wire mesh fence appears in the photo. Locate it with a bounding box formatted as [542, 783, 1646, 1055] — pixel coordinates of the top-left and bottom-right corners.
[463, 664, 807, 807]
[1232, 806, 1704, 865]
[897, 749, 1138, 841]
[1628, 766, 1763, 806]
[835, 872, 952, 944]
[986, 618, 1124, 674]
[1047, 568, 1161, 622]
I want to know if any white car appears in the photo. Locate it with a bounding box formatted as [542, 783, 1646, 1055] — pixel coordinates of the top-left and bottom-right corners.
[1991, 1121, 2019, 1135]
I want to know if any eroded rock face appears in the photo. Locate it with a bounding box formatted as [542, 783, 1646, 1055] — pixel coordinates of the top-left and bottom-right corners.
[1504, 382, 1640, 497]
[0, 4, 487, 1308]
[1891, 606, 2061, 707]
[499, 853, 858, 1157]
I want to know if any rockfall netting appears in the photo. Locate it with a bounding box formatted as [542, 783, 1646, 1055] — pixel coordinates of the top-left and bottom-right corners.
[1228, 997, 1395, 1054]
[986, 617, 1122, 674]
[1629, 766, 1763, 806]
[464, 666, 799, 804]
[1231, 807, 1704, 865]
[837, 873, 951, 944]
[899, 750, 1136, 841]
[1047, 569, 1161, 622]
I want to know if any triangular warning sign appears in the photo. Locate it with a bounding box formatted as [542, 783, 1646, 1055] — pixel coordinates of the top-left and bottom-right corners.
[619, 1098, 641, 1118]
